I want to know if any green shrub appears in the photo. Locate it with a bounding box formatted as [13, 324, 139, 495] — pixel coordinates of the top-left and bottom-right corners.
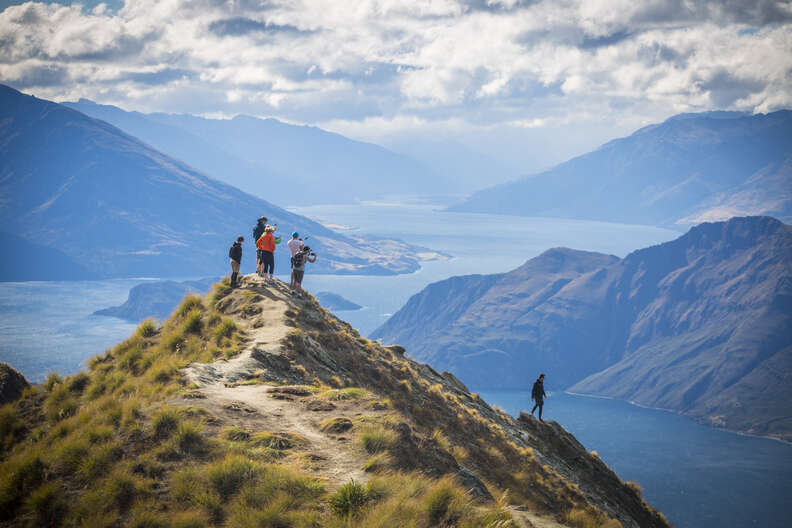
[208, 455, 259, 500]
[359, 425, 397, 454]
[329, 480, 368, 517]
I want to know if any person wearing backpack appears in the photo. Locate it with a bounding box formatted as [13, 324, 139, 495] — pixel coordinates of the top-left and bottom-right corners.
[530, 373, 547, 421]
[256, 225, 276, 281]
[291, 246, 317, 297]
[229, 236, 244, 288]
[287, 232, 304, 289]
[253, 216, 267, 276]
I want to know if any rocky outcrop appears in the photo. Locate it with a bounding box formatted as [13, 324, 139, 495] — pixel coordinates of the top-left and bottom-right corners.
[374, 216, 792, 441]
[0, 363, 29, 405]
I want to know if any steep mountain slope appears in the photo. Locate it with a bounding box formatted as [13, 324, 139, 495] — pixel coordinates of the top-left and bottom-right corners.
[65, 99, 446, 205]
[62, 99, 282, 198]
[0, 84, 426, 279]
[0, 275, 669, 527]
[0, 231, 98, 281]
[450, 111, 792, 226]
[373, 217, 792, 441]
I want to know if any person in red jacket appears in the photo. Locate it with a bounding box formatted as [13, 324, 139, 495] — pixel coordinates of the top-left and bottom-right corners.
[256, 225, 276, 281]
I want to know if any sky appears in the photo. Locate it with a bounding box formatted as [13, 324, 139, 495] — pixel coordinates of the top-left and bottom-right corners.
[1, 0, 791, 174]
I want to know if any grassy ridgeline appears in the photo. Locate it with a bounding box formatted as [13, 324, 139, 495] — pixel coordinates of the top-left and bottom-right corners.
[0, 281, 520, 527]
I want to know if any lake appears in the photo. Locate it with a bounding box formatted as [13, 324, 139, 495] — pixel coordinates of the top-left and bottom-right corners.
[480, 391, 792, 528]
[2, 202, 789, 528]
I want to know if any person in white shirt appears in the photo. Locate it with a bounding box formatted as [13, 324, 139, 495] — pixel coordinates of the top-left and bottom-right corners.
[287, 232, 304, 289]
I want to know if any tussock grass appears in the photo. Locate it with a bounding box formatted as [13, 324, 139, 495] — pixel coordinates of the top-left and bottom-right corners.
[24, 481, 67, 526]
[212, 318, 237, 343]
[565, 507, 622, 528]
[329, 480, 368, 518]
[223, 426, 251, 442]
[249, 432, 299, 450]
[358, 425, 397, 454]
[0, 406, 25, 453]
[362, 452, 392, 473]
[209, 455, 260, 500]
[320, 387, 368, 401]
[137, 318, 158, 338]
[176, 295, 204, 318]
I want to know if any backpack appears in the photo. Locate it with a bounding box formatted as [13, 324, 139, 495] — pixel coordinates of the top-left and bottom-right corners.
[253, 224, 265, 242]
[229, 245, 234, 258]
[293, 251, 306, 268]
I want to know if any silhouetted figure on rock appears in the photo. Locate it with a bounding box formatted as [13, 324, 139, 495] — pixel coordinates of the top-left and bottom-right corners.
[531, 373, 547, 421]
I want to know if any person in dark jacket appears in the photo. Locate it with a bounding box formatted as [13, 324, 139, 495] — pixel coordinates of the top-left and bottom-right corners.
[229, 236, 243, 287]
[253, 217, 267, 276]
[530, 373, 547, 421]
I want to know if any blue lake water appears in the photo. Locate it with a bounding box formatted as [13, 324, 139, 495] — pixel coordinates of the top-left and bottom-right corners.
[480, 391, 792, 528]
[1, 202, 789, 527]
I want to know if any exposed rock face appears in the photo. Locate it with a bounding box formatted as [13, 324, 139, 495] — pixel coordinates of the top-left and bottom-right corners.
[373, 217, 792, 441]
[0, 363, 29, 405]
[450, 111, 792, 226]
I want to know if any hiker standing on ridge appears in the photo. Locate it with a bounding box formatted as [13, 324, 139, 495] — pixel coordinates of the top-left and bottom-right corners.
[253, 216, 267, 276]
[291, 246, 317, 297]
[229, 236, 243, 288]
[256, 224, 276, 281]
[287, 232, 304, 289]
[530, 373, 547, 421]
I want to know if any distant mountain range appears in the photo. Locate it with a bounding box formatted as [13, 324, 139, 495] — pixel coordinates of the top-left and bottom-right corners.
[64, 99, 452, 205]
[0, 84, 429, 280]
[450, 112, 792, 226]
[372, 216, 792, 441]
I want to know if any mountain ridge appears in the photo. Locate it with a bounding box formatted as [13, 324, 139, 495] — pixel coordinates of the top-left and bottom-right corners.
[64, 98, 448, 205]
[449, 111, 792, 226]
[0, 84, 430, 280]
[372, 216, 792, 441]
[0, 274, 670, 527]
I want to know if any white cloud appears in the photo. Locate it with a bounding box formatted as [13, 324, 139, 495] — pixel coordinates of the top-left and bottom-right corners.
[0, 0, 790, 156]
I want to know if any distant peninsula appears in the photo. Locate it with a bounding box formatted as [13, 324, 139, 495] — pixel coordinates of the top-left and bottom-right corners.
[94, 278, 218, 322]
[314, 292, 363, 311]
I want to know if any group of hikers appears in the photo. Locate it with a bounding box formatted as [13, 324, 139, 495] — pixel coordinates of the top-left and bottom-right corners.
[228, 216, 317, 297]
[230, 218, 551, 419]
